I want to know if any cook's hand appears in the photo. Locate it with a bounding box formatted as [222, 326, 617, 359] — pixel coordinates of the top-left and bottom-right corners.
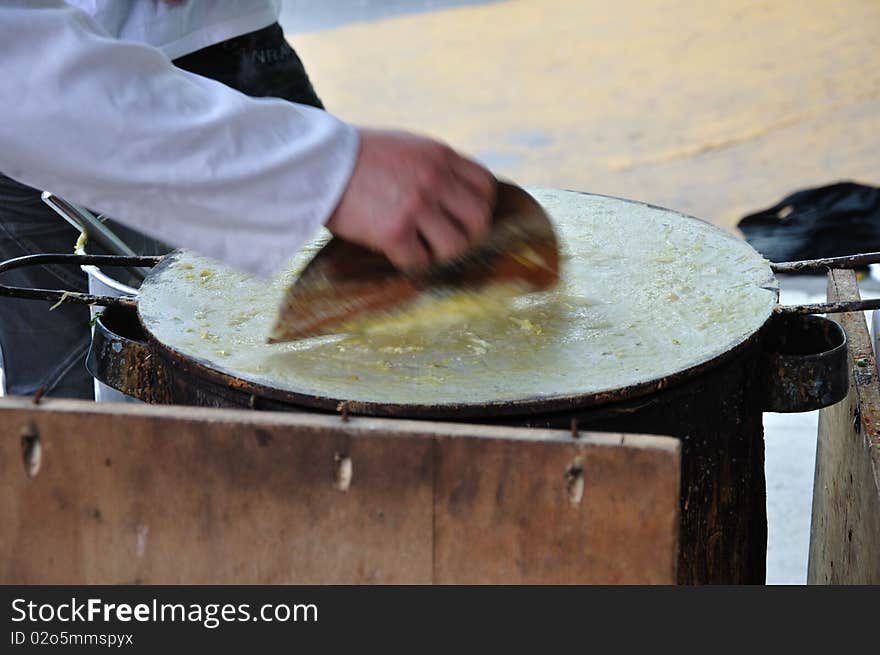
[326, 128, 496, 270]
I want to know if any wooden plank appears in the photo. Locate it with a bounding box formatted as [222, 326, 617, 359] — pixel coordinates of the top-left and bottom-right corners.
[0, 398, 680, 584]
[808, 270, 880, 584]
[0, 399, 435, 584]
[433, 433, 680, 584]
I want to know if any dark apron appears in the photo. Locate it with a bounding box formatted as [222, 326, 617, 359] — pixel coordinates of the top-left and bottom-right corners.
[0, 22, 324, 398]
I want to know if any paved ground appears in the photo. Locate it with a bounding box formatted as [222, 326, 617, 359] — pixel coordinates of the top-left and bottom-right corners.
[280, 0, 502, 33]
[283, 0, 880, 232]
[279, 0, 880, 584]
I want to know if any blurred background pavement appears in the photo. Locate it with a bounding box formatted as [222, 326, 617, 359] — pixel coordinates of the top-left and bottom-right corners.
[280, 0, 880, 231]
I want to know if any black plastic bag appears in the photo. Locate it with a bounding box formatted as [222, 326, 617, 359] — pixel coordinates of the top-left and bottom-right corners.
[737, 182, 880, 265]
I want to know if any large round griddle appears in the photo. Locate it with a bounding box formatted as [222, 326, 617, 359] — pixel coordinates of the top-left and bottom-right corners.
[136, 189, 779, 417]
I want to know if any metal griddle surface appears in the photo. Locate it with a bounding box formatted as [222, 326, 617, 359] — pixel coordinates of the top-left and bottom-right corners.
[137, 189, 778, 410]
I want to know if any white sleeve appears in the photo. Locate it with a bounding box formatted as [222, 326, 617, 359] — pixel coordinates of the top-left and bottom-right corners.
[0, 0, 360, 277]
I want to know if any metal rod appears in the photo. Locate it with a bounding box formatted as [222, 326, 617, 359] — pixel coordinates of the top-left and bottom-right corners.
[41, 192, 151, 282]
[771, 252, 880, 274]
[775, 298, 880, 316]
[0, 253, 162, 308]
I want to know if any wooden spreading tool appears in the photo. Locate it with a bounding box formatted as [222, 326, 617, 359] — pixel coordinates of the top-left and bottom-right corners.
[268, 182, 560, 343]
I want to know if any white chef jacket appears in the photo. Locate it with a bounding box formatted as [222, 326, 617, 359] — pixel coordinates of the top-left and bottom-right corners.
[67, 0, 283, 59]
[0, 0, 360, 278]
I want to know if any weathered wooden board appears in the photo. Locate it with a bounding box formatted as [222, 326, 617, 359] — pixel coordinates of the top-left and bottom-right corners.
[0, 398, 680, 584]
[808, 270, 880, 584]
[434, 433, 680, 584]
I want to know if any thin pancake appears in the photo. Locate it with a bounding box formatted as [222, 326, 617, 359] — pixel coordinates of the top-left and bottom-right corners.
[137, 188, 778, 407]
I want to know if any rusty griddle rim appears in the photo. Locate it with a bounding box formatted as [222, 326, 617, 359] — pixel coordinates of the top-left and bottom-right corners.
[141, 308, 773, 419]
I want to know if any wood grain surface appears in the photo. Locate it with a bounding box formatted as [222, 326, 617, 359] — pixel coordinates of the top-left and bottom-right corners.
[808, 270, 880, 584]
[0, 399, 680, 584]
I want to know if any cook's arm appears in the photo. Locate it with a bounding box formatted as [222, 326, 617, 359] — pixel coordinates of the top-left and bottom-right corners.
[0, 0, 359, 278]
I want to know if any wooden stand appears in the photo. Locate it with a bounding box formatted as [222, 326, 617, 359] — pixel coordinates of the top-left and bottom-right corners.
[808, 269, 880, 583]
[0, 399, 680, 584]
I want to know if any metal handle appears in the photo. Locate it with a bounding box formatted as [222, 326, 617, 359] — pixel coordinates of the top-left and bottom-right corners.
[0, 253, 163, 308]
[41, 192, 150, 282]
[770, 251, 880, 274]
[772, 251, 880, 315]
[775, 299, 880, 316]
[761, 314, 849, 412]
